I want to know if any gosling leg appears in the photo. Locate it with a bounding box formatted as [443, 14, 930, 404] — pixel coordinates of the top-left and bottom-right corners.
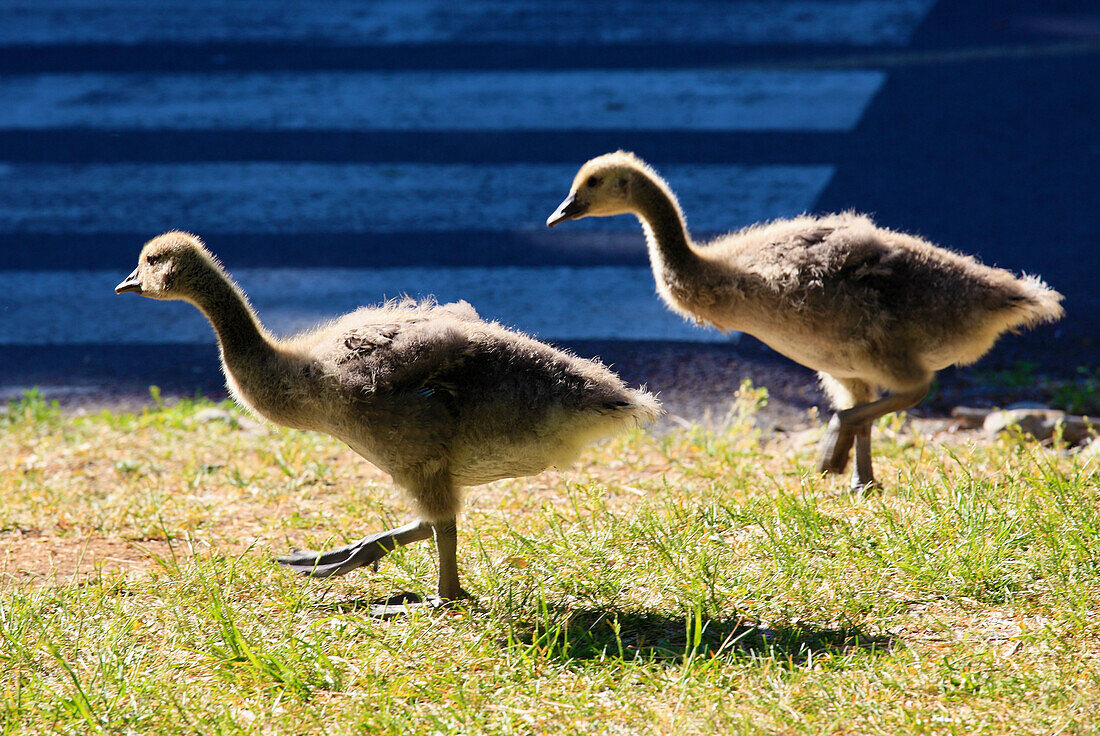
[836, 383, 930, 428]
[816, 383, 930, 485]
[430, 517, 470, 603]
[365, 517, 471, 617]
[275, 519, 434, 578]
[851, 423, 875, 492]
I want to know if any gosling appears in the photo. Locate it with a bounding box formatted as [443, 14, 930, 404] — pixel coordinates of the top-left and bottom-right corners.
[116, 232, 660, 613]
[547, 152, 1063, 490]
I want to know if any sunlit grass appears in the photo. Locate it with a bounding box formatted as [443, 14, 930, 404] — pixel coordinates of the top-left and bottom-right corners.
[1, 388, 1098, 734]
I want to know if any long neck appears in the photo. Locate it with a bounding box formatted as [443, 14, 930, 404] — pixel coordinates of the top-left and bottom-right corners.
[187, 266, 314, 427]
[632, 174, 702, 278]
[189, 269, 271, 361]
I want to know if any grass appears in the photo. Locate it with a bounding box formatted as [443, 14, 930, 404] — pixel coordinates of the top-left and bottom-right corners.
[1, 387, 1099, 734]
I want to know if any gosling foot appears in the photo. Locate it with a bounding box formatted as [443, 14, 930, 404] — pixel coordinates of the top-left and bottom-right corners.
[275, 540, 385, 578]
[275, 520, 433, 578]
[816, 414, 854, 475]
[368, 588, 471, 618]
[362, 591, 455, 617]
[850, 477, 880, 495]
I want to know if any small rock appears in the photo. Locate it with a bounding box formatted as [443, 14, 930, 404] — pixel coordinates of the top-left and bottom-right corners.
[236, 414, 265, 432]
[193, 407, 235, 425]
[1005, 401, 1053, 412]
[784, 428, 821, 451]
[1062, 416, 1098, 445]
[191, 408, 265, 432]
[984, 408, 1096, 445]
[951, 406, 991, 430]
[191, 407, 261, 431]
[984, 408, 1060, 442]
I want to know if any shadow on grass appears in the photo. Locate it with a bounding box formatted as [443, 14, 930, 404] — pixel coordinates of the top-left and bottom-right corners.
[308, 593, 893, 667]
[507, 606, 893, 667]
[309, 590, 454, 618]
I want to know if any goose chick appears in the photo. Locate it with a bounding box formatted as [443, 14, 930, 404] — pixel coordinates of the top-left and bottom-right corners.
[116, 232, 660, 613]
[548, 152, 1063, 490]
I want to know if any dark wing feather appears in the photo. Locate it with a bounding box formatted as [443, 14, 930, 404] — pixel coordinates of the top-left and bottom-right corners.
[335, 312, 475, 406]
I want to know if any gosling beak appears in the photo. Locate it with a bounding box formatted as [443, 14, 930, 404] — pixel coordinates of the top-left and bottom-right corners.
[115, 267, 142, 295]
[546, 193, 587, 227]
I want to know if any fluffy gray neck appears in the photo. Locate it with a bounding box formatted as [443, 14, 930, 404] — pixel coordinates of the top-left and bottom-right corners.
[630, 170, 757, 330]
[187, 266, 312, 426]
[189, 269, 270, 361]
[632, 174, 701, 279]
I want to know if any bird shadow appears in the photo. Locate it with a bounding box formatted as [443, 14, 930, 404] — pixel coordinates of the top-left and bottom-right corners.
[307, 592, 894, 666]
[504, 605, 894, 667]
[308, 590, 451, 618]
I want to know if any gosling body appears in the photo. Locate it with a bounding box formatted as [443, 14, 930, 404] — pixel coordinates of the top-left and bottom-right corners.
[548, 152, 1063, 489]
[117, 232, 660, 609]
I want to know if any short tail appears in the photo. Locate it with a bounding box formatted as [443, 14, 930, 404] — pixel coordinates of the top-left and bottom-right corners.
[1008, 274, 1065, 330]
[604, 387, 663, 427]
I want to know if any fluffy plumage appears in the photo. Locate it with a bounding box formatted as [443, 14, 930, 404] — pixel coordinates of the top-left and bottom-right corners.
[117, 231, 659, 606]
[548, 151, 1063, 488]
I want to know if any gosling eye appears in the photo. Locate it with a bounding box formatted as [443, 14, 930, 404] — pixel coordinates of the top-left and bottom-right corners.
[145, 254, 162, 266]
[586, 175, 601, 188]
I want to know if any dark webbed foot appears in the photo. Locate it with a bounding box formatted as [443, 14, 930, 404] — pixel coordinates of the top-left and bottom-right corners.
[275, 541, 382, 578]
[276, 512, 471, 617]
[275, 520, 434, 578]
[816, 414, 855, 475]
[365, 590, 471, 618]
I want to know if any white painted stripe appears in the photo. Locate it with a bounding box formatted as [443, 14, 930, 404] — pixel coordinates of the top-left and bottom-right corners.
[2, 1, 937, 46]
[0, 163, 834, 234]
[0, 268, 730, 344]
[0, 70, 884, 132]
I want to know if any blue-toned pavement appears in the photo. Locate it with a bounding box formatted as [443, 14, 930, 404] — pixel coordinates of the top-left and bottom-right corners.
[0, 0, 1094, 413]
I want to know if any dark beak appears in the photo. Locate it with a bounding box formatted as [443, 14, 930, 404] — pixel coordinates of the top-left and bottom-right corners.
[546, 193, 588, 227]
[115, 267, 142, 294]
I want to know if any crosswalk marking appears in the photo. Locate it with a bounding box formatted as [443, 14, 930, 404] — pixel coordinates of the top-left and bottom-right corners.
[2, 0, 936, 46]
[0, 163, 834, 235]
[0, 268, 729, 344]
[0, 0, 941, 353]
[0, 70, 884, 132]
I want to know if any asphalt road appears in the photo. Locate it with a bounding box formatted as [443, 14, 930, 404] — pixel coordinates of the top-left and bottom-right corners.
[0, 0, 1095, 416]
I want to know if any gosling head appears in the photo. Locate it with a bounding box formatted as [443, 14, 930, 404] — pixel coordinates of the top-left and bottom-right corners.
[546, 151, 650, 227]
[115, 231, 216, 301]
